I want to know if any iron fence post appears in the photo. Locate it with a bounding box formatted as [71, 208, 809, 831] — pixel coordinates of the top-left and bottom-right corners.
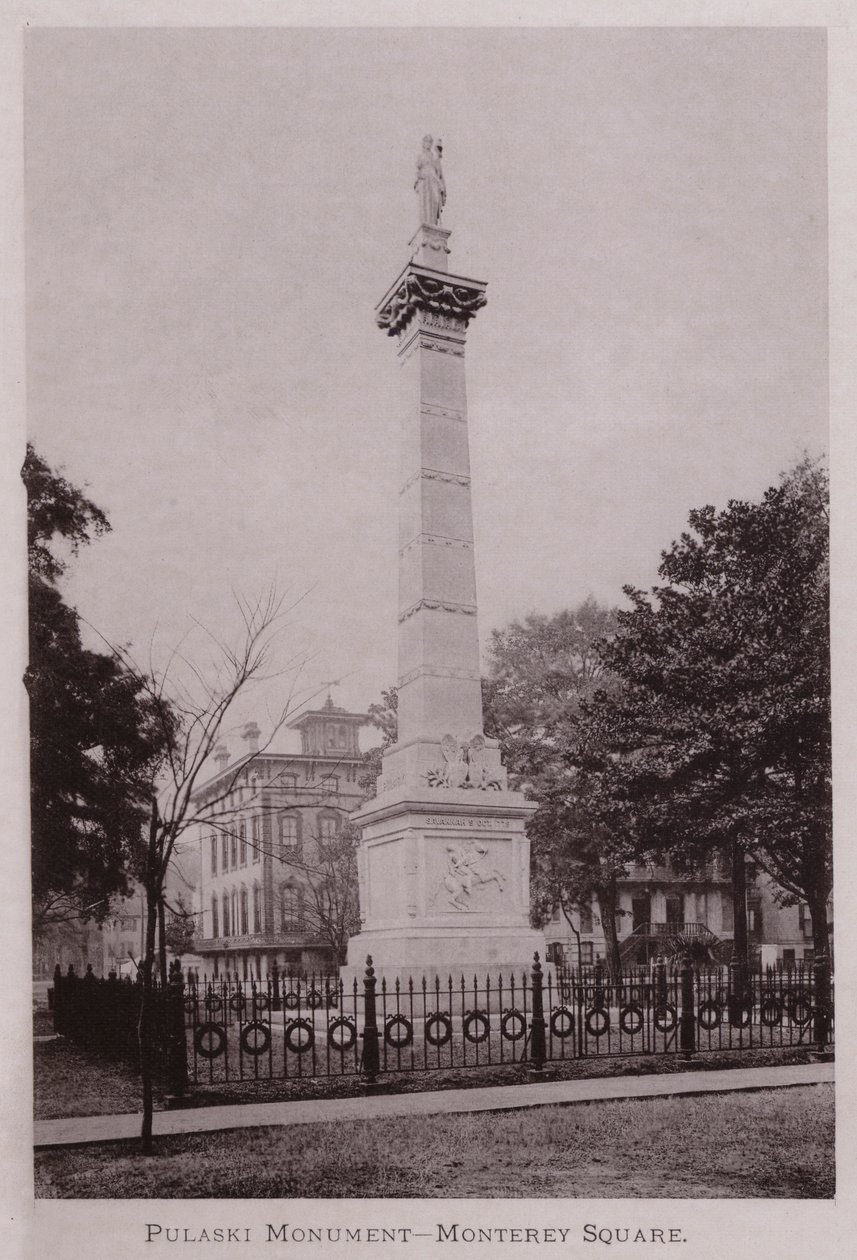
[166, 961, 188, 1106]
[52, 964, 62, 1031]
[812, 953, 831, 1053]
[360, 955, 381, 1086]
[653, 955, 667, 1013]
[679, 955, 696, 1060]
[728, 955, 747, 1028]
[594, 959, 605, 1010]
[529, 952, 547, 1075]
[271, 961, 281, 1011]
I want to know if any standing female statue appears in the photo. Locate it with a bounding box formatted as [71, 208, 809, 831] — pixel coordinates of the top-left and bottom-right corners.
[415, 135, 446, 226]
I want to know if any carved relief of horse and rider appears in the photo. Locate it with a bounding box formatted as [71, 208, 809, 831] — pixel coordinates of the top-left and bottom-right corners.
[439, 841, 505, 912]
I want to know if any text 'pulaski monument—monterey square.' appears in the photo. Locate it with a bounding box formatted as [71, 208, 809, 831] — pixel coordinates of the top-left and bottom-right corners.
[344, 139, 546, 986]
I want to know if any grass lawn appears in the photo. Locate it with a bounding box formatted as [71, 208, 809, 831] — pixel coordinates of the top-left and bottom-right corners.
[34, 1084, 833, 1199]
[34, 1037, 155, 1120]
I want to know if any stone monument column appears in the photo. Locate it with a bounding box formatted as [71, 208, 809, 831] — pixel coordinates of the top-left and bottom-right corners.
[344, 139, 545, 985]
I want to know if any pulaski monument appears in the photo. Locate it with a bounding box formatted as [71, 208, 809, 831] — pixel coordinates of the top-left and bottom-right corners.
[345, 138, 546, 984]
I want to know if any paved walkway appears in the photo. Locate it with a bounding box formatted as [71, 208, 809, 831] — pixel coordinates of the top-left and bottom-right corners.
[34, 1061, 832, 1148]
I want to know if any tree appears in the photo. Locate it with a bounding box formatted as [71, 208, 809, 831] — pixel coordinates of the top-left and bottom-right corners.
[358, 686, 397, 797]
[163, 893, 197, 959]
[291, 821, 362, 966]
[483, 599, 619, 786]
[113, 586, 311, 1153]
[483, 599, 633, 970]
[602, 458, 831, 965]
[23, 447, 167, 936]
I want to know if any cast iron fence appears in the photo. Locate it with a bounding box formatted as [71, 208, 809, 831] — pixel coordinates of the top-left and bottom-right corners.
[50, 953, 833, 1102]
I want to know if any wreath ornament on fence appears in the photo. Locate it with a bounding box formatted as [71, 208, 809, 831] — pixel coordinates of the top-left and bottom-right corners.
[462, 1010, 491, 1044]
[500, 1009, 527, 1042]
[385, 1014, 415, 1050]
[239, 1020, 271, 1057]
[585, 1007, 610, 1038]
[194, 1021, 226, 1060]
[697, 999, 722, 1031]
[327, 1017, 357, 1053]
[653, 1004, 678, 1034]
[760, 997, 783, 1027]
[424, 1012, 453, 1048]
[285, 1018, 315, 1055]
[619, 1003, 644, 1036]
[550, 1006, 574, 1040]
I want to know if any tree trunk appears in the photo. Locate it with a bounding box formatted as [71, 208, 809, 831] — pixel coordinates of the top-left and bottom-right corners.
[562, 906, 582, 972]
[730, 840, 748, 970]
[139, 801, 160, 1156]
[158, 896, 168, 988]
[807, 888, 832, 1046]
[596, 877, 622, 976]
[807, 891, 830, 961]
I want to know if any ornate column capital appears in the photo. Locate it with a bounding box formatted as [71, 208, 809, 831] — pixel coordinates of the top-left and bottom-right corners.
[376, 264, 487, 337]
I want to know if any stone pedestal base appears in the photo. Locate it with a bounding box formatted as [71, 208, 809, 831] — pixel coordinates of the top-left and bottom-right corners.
[342, 923, 547, 993]
[347, 783, 545, 993]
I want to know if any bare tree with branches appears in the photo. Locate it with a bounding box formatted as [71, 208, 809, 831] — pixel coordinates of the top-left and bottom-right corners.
[112, 586, 315, 1153]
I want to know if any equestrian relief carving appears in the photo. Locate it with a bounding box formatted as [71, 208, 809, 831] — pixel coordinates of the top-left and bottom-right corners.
[425, 734, 502, 790]
[440, 841, 505, 911]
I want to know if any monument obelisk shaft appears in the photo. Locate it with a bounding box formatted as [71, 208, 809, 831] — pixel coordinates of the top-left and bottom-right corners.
[346, 138, 544, 983]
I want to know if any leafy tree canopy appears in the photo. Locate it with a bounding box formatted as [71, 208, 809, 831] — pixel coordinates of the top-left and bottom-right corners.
[358, 687, 397, 797]
[601, 457, 831, 954]
[24, 447, 167, 935]
[483, 599, 631, 970]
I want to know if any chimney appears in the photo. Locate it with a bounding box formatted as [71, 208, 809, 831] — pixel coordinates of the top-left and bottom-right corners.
[243, 721, 261, 756]
[214, 743, 229, 771]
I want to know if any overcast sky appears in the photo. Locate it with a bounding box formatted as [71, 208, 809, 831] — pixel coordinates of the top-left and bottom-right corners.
[24, 25, 827, 749]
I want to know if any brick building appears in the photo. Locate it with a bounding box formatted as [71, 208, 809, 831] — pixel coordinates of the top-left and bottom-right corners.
[191, 700, 368, 980]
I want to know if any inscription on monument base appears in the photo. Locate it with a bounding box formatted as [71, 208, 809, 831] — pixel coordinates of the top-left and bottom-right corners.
[423, 815, 511, 829]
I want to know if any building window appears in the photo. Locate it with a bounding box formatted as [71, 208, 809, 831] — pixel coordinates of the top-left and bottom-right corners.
[253, 885, 262, 933]
[321, 775, 340, 797]
[231, 891, 238, 938]
[319, 812, 340, 841]
[578, 902, 593, 934]
[278, 773, 297, 790]
[721, 891, 734, 933]
[551, 905, 561, 923]
[580, 941, 594, 965]
[280, 885, 303, 932]
[747, 902, 762, 935]
[221, 833, 228, 870]
[211, 897, 219, 938]
[279, 815, 299, 854]
[665, 894, 684, 928]
[210, 835, 217, 876]
[239, 821, 247, 866]
[222, 894, 230, 937]
[240, 888, 249, 935]
[230, 830, 237, 869]
[251, 815, 260, 861]
[798, 904, 812, 934]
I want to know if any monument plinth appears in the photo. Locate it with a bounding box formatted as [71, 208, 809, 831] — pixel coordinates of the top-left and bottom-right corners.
[344, 139, 545, 985]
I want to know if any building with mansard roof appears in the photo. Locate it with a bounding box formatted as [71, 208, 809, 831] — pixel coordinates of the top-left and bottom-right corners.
[191, 699, 369, 981]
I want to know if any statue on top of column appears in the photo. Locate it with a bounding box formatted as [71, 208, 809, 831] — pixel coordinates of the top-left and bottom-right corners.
[415, 135, 446, 226]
